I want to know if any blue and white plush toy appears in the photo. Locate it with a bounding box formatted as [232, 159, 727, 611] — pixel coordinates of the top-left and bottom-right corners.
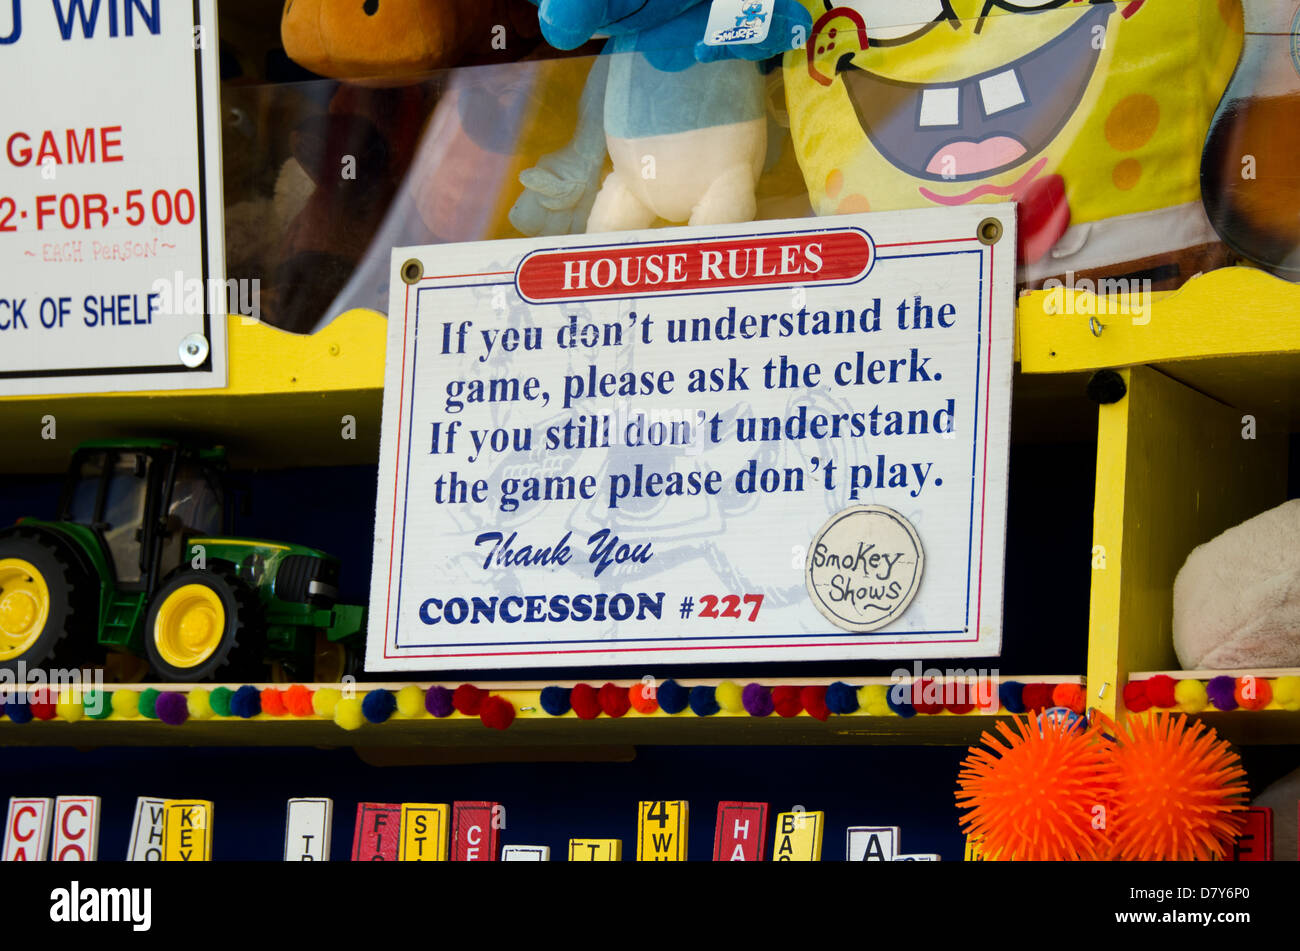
[509, 0, 811, 235]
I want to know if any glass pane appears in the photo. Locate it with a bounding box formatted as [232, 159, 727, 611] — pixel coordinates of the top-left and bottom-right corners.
[169, 462, 223, 536]
[102, 453, 150, 584]
[67, 452, 105, 525]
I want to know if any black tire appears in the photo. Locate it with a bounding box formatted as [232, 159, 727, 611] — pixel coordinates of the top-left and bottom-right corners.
[0, 532, 94, 675]
[144, 568, 263, 682]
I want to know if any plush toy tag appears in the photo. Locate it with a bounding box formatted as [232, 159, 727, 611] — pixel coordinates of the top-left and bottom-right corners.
[702, 0, 774, 46]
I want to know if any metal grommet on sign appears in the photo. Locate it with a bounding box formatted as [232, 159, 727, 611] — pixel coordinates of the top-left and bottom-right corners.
[178, 333, 209, 367]
[400, 258, 424, 285]
[976, 217, 1003, 245]
[1089, 315, 1104, 337]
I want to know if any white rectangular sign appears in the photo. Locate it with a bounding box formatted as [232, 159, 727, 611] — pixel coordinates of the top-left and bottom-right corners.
[4, 796, 52, 860]
[370, 205, 1014, 670]
[126, 796, 166, 861]
[284, 798, 333, 862]
[51, 795, 100, 861]
[0, 0, 227, 394]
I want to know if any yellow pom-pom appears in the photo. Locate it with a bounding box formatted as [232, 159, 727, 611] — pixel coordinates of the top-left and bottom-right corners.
[860, 684, 892, 716]
[112, 690, 140, 718]
[187, 689, 213, 720]
[1174, 678, 1208, 714]
[55, 689, 83, 722]
[334, 697, 364, 731]
[312, 687, 342, 717]
[1272, 676, 1300, 711]
[395, 685, 425, 717]
[715, 680, 744, 713]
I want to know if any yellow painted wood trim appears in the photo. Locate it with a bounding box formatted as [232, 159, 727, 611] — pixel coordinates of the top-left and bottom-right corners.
[1019, 266, 1300, 374]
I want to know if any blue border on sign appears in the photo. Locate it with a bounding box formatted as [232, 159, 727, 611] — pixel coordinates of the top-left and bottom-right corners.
[390, 244, 988, 653]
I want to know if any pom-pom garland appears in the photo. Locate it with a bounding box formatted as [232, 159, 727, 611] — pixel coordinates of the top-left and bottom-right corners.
[209, 686, 233, 717]
[156, 691, 189, 725]
[689, 685, 719, 717]
[284, 684, 315, 717]
[826, 681, 859, 715]
[539, 686, 571, 716]
[86, 690, 113, 720]
[453, 684, 486, 716]
[598, 682, 631, 718]
[312, 687, 341, 718]
[628, 683, 658, 714]
[800, 685, 829, 721]
[570, 683, 601, 720]
[657, 679, 689, 714]
[334, 697, 364, 731]
[395, 685, 425, 717]
[187, 689, 213, 720]
[480, 695, 515, 730]
[112, 690, 140, 718]
[1234, 676, 1272, 711]
[30, 689, 57, 721]
[999, 681, 1026, 714]
[1206, 676, 1237, 711]
[771, 685, 803, 718]
[1051, 682, 1086, 715]
[55, 691, 83, 722]
[137, 688, 160, 719]
[362, 689, 396, 724]
[1144, 674, 1178, 708]
[230, 685, 261, 718]
[1175, 678, 1208, 713]
[714, 680, 744, 713]
[742, 683, 773, 717]
[425, 685, 454, 718]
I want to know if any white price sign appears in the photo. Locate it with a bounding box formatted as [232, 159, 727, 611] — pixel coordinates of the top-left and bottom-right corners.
[369, 205, 1014, 670]
[0, 0, 226, 394]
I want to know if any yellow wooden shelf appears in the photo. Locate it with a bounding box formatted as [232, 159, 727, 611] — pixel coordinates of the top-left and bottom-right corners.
[1019, 266, 1300, 428]
[0, 675, 1082, 748]
[0, 308, 386, 473]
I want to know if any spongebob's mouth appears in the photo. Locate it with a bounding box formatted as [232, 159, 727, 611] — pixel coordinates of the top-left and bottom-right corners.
[839, 3, 1113, 182]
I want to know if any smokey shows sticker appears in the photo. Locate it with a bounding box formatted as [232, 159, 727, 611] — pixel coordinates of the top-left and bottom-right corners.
[806, 505, 924, 632]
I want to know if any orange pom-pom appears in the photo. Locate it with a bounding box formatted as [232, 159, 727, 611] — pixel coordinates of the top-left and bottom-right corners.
[1234, 676, 1272, 711]
[283, 684, 315, 717]
[956, 710, 1112, 860]
[1104, 712, 1248, 861]
[260, 688, 286, 716]
[628, 683, 658, 714]
[1051, 682, 1086, 715]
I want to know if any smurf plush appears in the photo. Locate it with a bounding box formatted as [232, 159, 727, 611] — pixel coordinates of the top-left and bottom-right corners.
[510, 0, 812, 235]
[1174, 499, 1300, 670]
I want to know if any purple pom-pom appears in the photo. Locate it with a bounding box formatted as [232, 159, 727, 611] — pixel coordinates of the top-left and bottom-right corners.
[742, 682, 773, 717]
[1206, 675, 1238, 711]
[155, 691, 189, 725]
[425, 685, 454, 717]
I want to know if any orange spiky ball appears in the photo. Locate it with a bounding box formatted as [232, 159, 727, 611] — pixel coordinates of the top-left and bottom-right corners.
[1104, 712, 1248, 861]
[956, 710, 1113, 860]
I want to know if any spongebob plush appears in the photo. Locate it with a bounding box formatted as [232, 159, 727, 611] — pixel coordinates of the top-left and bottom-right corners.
[783, 0, 1244, 286]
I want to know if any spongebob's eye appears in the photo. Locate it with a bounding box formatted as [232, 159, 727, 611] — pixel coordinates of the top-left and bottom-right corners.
[837, 0, 951, 43]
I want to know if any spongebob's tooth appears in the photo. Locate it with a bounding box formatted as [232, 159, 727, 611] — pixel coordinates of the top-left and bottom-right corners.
[917, 87, 960, 127]
[978, 69, 1025, 116]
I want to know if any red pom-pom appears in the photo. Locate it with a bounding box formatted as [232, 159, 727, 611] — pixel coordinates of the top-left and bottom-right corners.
[453, 684, 486, 716]
[1051, 682, 1086, 715]
[771, 685, 802, 718]
[260, 688, 286, 716]
[570, 683, 601, 720]
[480, 695, 515, 730]
[30, 689, 56, 720]
[628, 683, 658, 714]
[1021, 683, 1055, 711]
[1145, 674, 1178, 708]
[912, 680, 944, 715]
[1123, 680, 1152, 712]
[801, 685, 829, 721]
[946, 681, 976, 715]
[1235, 676, 1273, 711]
[283, 684, 314, 716]
[598, 682, 631, 717]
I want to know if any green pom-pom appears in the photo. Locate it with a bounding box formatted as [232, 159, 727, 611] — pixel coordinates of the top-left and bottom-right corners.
[85, 690, 113, 719]
[395, 685, 425, 717]
[111, 690, 140, 718]
[187, 689, 213, 720]
[138, 688, 160, 719]
[334, 697, 364, 731]
[714, 680, 744, 713]
[1174, 678, 1208, 714]
[209, 686, 233, 717]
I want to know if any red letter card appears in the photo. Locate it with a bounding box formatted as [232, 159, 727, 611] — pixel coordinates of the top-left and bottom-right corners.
[351, 802, 401, 861]
[1233, 807, 1271, 861]
[714, 801, 768, 861]
[452, 801, 500, 861]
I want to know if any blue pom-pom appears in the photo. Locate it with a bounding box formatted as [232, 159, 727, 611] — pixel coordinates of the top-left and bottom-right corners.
[657, 679, 689, 714]
[230, 684, 261, 718]
[362, 689, 396, 723]
[826, 681, 859, 714]
[689, 685, 719, 717]
[885, 683, 915, 718]
[999, 680, 1026, 714]
[6, 697, 31, 724]
[539, 686, 571, 716]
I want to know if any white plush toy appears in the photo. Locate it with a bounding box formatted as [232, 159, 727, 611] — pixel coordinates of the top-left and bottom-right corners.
[1174, 499, 1300, 670]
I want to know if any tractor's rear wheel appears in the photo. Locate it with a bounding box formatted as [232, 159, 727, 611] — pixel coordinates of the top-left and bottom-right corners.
[0, 534, 91, 673]
[144, 569, 262, 682]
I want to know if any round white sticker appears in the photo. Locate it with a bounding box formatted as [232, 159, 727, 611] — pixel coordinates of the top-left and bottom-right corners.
[805, 505, 924, 632]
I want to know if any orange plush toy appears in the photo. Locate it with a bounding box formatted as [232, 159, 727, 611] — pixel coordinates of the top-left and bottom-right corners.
[281, 0, 536, 82]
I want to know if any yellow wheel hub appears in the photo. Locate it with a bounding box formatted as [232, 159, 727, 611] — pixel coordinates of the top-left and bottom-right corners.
[154, 583, 226, 668]
[0, 558, 50, 662]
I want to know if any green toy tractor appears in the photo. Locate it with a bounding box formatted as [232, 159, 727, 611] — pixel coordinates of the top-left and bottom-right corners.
[0, 439, 365, 682]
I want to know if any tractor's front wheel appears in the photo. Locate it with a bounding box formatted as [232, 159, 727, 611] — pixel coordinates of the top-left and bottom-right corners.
[145, 569, 261, 682]
[0, 533, 91, 673]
